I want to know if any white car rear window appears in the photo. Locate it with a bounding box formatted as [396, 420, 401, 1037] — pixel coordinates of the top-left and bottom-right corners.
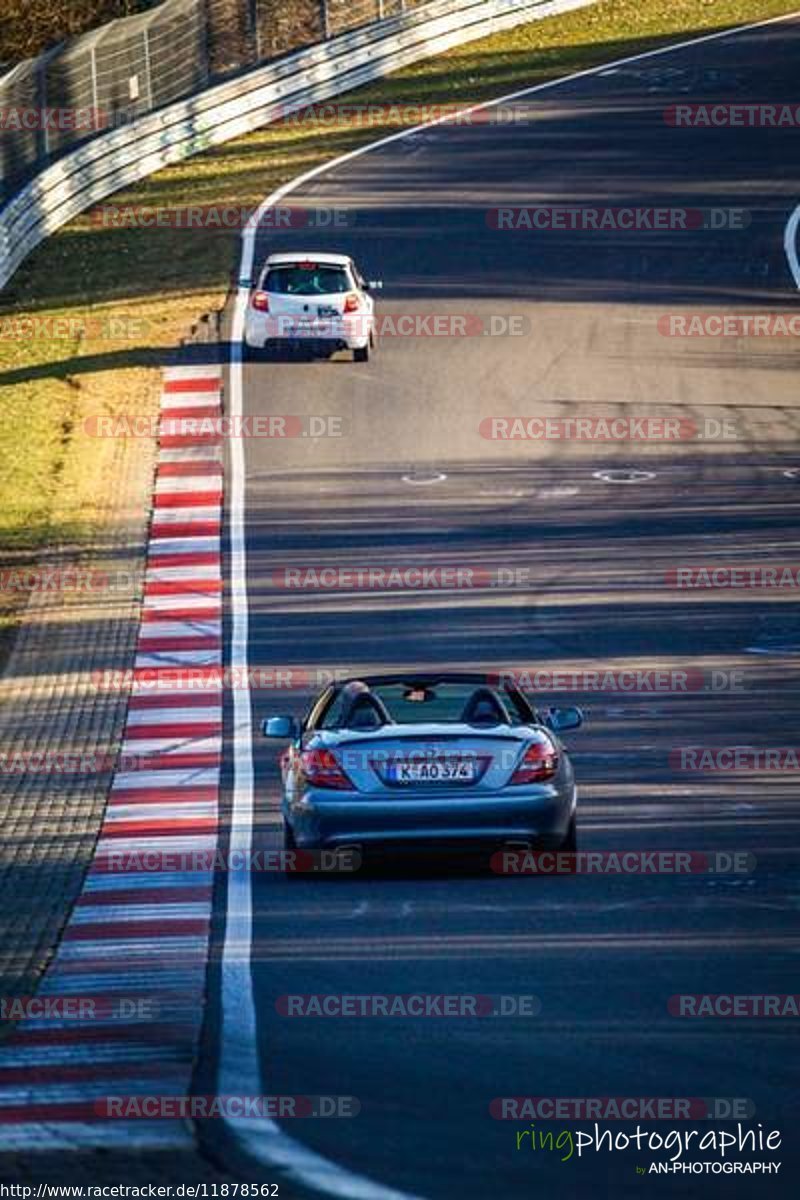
[265, 264, 351, 295]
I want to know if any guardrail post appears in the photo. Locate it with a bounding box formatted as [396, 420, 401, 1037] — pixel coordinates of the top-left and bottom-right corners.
[37, 55, 50, 164]
[90, 45, 100, 126]
[250, 0, 262, 64]
[143, 27, 154, 111]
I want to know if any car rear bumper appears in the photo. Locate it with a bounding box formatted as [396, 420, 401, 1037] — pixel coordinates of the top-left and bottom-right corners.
[286, 786, 575, 850]
[244, 314, 370, 351]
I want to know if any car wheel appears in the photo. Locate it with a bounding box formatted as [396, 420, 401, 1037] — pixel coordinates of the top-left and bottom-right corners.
[353, 342, 370, 363]
[561, 814, 577, 852]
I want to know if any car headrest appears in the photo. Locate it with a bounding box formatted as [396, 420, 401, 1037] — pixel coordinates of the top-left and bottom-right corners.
[460, 687, 507, 727]
[345, 696, 386, 730]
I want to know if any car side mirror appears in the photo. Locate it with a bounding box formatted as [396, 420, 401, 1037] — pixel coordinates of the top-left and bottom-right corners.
[262, 715, 300, 740]
[545, 706, 583, 733]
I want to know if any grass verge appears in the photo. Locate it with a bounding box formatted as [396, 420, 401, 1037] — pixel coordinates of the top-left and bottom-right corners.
[0, 0, 797, 641]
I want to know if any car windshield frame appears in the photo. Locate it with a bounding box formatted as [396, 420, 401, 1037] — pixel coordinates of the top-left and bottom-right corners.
[310, 678, 536, 731]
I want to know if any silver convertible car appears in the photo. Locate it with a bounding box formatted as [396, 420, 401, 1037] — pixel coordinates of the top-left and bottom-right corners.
[262, 673, 583, 860]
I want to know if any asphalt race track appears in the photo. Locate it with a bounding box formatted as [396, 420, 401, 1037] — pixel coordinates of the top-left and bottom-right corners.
[203, 16, 800, 1199]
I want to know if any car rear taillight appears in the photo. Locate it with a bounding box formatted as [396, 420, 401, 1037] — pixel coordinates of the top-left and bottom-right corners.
[343, 293, 360, 313]
[300, 748, 353, 790]
[510, 735, 559, 784]
[252, 290, 270, 312]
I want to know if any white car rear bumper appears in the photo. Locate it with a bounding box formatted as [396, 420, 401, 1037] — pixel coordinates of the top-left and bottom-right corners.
[244, 312, 371, 350]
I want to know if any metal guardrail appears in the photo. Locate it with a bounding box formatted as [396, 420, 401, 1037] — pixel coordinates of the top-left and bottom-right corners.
[0, 0, 594, 293]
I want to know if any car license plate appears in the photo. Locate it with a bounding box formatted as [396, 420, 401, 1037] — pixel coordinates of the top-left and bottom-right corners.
[388, 759, 476, 784]
[317, 306, 338, 318]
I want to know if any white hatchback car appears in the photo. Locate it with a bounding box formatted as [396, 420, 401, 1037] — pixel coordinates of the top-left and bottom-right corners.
[244, 252, 377, 362]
